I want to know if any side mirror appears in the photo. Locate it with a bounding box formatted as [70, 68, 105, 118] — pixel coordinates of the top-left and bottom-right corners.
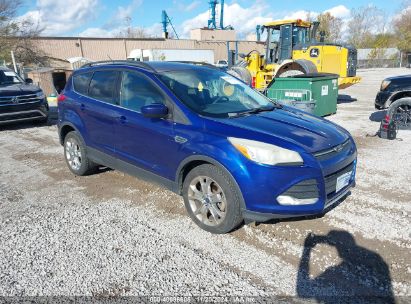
[141, 103, 168, 118]
[25, 78, 33, 84]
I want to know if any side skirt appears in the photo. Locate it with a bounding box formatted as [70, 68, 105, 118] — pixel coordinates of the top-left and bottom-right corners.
[87, 147, 178, 193]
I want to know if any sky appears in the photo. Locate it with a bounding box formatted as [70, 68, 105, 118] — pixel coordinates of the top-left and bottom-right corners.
[16, 0, 406, 38]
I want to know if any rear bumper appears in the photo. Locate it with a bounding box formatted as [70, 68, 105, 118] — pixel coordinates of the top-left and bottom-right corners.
[0, 101, 49, 124]
[243, 180, 355, 222]
[338, 76, 361, 89]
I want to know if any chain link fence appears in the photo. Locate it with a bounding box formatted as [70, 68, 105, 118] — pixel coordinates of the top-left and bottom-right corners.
[357, 48, 408, 69]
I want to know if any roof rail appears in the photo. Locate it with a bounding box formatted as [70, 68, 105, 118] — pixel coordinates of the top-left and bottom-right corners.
[170, 61, 219, 69]
[80, 60, 157, 72]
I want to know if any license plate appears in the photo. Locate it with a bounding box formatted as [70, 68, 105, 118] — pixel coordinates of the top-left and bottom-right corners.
[335, 171, 352, 193]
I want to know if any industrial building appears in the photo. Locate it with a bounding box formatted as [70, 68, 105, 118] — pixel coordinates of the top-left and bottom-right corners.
[29, 36, 263, 96]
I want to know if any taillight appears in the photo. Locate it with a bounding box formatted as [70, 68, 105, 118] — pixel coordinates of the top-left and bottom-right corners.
[251, 76, 256, 88]
[57, 94, 66, 102]
[382, 115, 391, 129]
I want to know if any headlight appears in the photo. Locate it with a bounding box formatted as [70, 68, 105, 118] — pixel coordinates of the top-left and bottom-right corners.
[35, 91, 45, 99]
[228, 137, 303, 166]
[380, 80, 391, 91]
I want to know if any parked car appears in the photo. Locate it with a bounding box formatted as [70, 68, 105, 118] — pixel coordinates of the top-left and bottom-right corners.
[58, 61, 357, 234]
[215, 60, 228, 68]
[375, 74, 411, 109]
[0, 67, 49, 125]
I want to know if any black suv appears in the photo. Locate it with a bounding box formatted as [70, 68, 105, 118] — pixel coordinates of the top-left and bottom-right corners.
[375, 74, 411, 109]
[0, 67, 48, 124]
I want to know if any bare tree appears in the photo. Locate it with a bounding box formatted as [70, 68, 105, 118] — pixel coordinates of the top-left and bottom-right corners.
[115, 15, 152, 38]
[392, 1, 411, 51]
[316, 12, 343, 43]
[347, 5, 386, 48]
[0, 0, 47, 65]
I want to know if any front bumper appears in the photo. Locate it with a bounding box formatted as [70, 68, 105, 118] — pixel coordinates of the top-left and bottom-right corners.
[375, 91, 391, 109]
[233, 139, 357, 222]
[0, 100, 49, 124]
[243, 180, 355, 222]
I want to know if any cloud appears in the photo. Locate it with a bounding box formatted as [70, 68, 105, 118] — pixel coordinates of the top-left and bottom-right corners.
[179, 2, 351, 39]
[184, 1, 201, 12]
[181, 1, 274, 38]
[79, 27, 117, 37]
[79, 23, 162, 38]
[17, 0, 98, 36]
[282, 5, 350, 21]
[103, 0, 143, 29]
[325, 5, 350, 19]
[283, 10, 319, 20]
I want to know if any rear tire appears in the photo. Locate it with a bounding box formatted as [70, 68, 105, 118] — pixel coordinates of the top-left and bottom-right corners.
[182, 164, 243, 234]
[63, 131, 96, 176]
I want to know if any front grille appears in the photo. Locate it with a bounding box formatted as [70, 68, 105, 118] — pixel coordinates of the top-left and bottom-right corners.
[282, 179, 319, 199]
[347, 48, 357, 77]
[313, 140, 352, 161]
[324, 162, 355, 198]
[0, 94, 42, 105]
[0, 110, 46, 122]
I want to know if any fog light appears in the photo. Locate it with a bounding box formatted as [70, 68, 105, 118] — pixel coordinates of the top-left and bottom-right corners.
[277, 195, 318, 206]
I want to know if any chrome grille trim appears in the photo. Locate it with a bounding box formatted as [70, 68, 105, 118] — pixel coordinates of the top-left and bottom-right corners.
[313, 140, 351, 160]
[0, 94, 42, 105]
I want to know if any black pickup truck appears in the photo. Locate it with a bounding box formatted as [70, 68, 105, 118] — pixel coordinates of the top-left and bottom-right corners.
[0, 67, 49, 125]
[375, 74, 411, 109]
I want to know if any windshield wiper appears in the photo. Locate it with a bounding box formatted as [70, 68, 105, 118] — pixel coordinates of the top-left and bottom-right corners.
[228, 105, 280, 118]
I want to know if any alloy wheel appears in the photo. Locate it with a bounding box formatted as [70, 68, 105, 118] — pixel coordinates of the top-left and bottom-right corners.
[65, 137, 82, 171]
[187, 176, 227, 226]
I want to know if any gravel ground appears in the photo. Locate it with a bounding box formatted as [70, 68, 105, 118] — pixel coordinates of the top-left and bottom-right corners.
[0, 68, 410, 301]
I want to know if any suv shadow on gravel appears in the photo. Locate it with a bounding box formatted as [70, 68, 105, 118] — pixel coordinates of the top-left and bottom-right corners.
[297, 230, 394, 303]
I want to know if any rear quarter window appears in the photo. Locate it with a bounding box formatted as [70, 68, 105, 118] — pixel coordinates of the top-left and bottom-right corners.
[73, 72, 92, 95]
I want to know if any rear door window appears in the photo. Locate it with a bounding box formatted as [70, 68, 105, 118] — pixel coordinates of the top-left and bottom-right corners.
[73, 72, 92, 95]
[88, 70, 119, 104]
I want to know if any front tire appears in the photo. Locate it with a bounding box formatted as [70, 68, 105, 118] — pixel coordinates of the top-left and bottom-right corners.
[64, 131, 96, 176]
[387, 97, 411, 129]
[182, 164, 243, 234]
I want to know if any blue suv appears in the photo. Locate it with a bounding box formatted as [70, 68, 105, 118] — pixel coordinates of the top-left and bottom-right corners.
[58, 61, 357, 234]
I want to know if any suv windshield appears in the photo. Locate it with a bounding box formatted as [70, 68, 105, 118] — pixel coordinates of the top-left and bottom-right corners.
[0, 70, 23, 85]
[158, 68, 276, 118]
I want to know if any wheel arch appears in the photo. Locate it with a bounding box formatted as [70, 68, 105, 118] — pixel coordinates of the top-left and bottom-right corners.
[387, 90, 411, 107]
[175, 155, 247, 210]
[59, 122, 78, 145]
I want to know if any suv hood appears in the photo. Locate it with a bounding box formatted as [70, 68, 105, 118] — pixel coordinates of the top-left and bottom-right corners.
[0, 83, 42, 96]
[212, 108, 349, 153]
[385, 74, 411, 81]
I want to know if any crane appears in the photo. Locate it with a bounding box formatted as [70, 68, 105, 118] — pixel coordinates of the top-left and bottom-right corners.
[161, 10, 179, 39]
[207, 0, 232, 30]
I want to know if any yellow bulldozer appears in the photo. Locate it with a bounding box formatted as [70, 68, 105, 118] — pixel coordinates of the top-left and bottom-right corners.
[230, 19, 361, 91]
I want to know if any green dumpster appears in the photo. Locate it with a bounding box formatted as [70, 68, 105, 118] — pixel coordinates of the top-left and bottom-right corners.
[266, 73, 339, 117]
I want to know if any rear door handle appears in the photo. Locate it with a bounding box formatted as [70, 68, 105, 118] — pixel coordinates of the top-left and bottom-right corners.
[80, 103, 85, 111]
[119, 115, 127, 124]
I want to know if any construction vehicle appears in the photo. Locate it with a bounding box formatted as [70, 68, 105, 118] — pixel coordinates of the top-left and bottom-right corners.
[231, 19, 361, 91]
